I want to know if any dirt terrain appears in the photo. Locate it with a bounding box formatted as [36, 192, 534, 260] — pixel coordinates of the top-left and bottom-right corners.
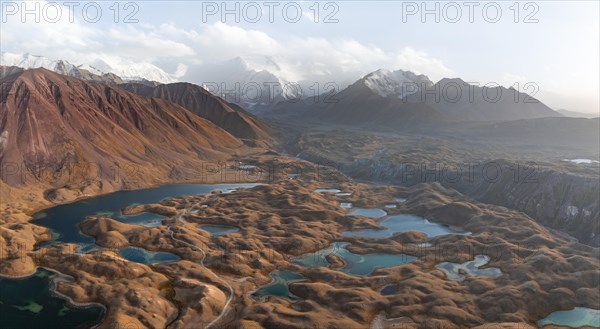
[0, 68, 598, 329]
[2, 155, 596, 328]
[285, 128, 600, 246]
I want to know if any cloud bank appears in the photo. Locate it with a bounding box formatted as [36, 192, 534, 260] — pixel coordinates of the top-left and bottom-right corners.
[1, 1, 454, 86]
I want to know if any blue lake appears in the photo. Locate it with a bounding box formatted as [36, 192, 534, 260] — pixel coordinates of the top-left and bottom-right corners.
[343, 214, 467, 238]
[32, 183, 259, 245]
[293, 242, 415, 276]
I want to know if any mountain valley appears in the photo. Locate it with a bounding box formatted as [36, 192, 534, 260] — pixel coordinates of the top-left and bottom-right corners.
[0, 61, 598, 329]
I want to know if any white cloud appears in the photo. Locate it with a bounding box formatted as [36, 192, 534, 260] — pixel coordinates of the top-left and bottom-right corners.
[1, 2, 191, 61]
[2, 5, 454, 88]
[104, 26, 195, 58]
[176, 25, 455, 86]
[394, 48, 455, 81]
[193, 22, 283, 59]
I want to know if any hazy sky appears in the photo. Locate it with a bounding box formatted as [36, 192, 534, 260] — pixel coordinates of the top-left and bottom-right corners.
[1, 0, 598, 113]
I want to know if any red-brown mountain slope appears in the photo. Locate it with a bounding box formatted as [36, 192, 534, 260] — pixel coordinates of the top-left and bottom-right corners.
[0, 68, 245, 189]
[120, 82, 272, 145]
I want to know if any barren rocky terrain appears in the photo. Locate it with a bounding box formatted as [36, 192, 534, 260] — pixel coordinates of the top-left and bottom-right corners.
[1, 67, 598, 329]
[285, 128, 600, 247]
[2, 154, 597, 328]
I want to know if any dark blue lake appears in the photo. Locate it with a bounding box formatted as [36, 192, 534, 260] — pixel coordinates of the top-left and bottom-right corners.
[33, 183, 259, 245]
[0, 268, 104, 329]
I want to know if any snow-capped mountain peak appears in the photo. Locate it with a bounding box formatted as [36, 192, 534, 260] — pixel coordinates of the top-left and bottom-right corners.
[185, 56, 300, 113]
[362, 69, 433, 99]
[1, 52, 78, 76]
[0, 52, 179, 83]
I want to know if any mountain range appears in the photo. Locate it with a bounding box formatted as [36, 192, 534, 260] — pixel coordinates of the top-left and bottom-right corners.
[0, 68, 259, 191]
[182, 56, 301, 114]
[1, 57, 598, 244]
[0, 53, 300, 113]
[404, 77, 561, 121]
[2, 54, 595, 164]
[300, 70, 448, 130]
[1, 53, 572, 123]
[0, 52, 177, 83]
[275, 69, 562, 128]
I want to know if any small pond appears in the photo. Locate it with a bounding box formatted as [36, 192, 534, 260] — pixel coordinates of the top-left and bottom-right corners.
[537, 307, 600, 328]
[119, 247, 180, 265]
[314, 188, 342, 193]
[199, 224, 240, 237]
[437, 255, 502, 281]
[348, 208, 387, 218]
[252, 270, 306, 300]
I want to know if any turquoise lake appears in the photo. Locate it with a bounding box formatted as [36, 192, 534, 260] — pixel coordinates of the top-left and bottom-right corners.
[343, 214, 467, 238]
[293, 242, 415, 276]
[537, 307, 600, 328]
[252, 270, 306, 300]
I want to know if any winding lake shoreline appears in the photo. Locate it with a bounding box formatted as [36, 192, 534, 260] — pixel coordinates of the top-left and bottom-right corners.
[3, 181, 263, 328]
[0, 266, 106, 329]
